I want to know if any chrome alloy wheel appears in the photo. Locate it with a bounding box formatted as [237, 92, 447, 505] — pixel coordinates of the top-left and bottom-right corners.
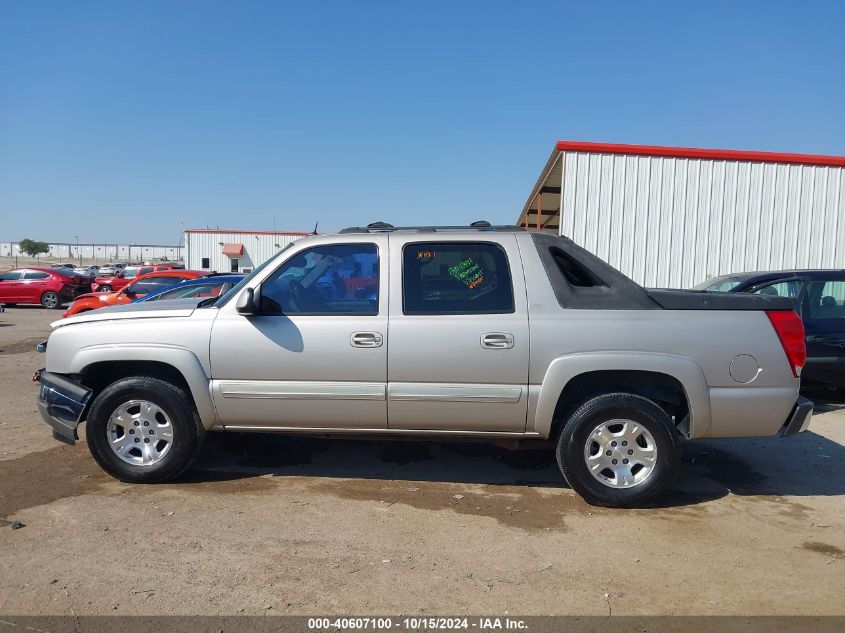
[106, 400, 174, 466]
[42, 293, 59, 308]
[583, 419, 657, 489]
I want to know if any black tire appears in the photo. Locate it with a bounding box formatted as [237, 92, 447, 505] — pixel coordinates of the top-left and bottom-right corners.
[99, 285, 112, 292]
[86, 376, 204, 483]
[41, 291, 62, 309]
[556, 393, 680, 508]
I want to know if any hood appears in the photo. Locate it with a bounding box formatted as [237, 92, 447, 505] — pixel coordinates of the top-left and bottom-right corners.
[52, 298, 206, 329]
[74, 292, 112, 301]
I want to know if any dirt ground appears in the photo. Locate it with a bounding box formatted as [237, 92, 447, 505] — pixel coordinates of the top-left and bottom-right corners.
[0, 307, 843, 616]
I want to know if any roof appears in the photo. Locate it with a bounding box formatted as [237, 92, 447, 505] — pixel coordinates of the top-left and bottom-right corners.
[517, 140, 845, 231]
[339, 221, 523, 234]
[555, 140, 845, 168]
[184, 229, 309, 236]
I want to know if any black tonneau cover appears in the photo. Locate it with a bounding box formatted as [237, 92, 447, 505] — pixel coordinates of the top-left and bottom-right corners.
[648, 289, 795, 311]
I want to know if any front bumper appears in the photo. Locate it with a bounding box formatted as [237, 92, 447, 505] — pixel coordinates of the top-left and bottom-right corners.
[781, 396, 814, 438]
[36, 371, 92, 445]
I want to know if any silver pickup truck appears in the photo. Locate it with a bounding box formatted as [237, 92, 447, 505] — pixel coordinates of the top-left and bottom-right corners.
[35, 223, 813, 507]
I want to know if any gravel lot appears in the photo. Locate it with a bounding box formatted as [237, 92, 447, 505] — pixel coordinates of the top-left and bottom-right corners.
[0, 307, 843, 616]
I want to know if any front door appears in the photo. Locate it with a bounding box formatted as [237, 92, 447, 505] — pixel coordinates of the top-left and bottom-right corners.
[209, 238, 388, 429]
[386, 235, 529, 432]
[0, 271, 24, 302]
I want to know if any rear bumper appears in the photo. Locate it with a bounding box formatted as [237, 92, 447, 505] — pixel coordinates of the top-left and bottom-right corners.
[781, 396, 814, 438]
[64, 284, 92, 298]
[36, 371, 92, 445]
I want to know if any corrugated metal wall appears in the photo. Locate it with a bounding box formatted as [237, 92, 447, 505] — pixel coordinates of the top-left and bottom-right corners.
[184, 231, 304, 273]
[559, 151, 845, 288]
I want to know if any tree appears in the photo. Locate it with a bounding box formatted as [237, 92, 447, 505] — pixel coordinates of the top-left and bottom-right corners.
[18, 238, 50, 264]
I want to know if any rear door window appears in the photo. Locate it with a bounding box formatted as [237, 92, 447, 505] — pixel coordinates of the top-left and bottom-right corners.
[402, 242, 514, 315]
[23, 271, 51, 280]
[749, 279, 803, 298]
[806, 281, 845, 320]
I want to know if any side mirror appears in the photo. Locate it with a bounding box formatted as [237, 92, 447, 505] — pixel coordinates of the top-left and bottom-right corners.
[124, 289, 136, 298]
[236, 287, 258, 315]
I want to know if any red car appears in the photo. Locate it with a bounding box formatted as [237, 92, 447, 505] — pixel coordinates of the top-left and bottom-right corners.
[92, 264, 184, 293]
[0, 267, 92, 309]
[64, 269, 205, 317]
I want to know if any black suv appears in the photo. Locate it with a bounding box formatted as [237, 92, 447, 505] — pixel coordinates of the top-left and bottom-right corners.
[695, 270, 845, 391]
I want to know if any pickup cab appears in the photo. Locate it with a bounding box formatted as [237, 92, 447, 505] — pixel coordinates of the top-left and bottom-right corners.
[35, 223, 812, 507]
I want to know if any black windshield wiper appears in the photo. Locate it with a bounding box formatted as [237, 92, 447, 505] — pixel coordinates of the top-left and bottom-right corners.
[196, 297, 219, 308]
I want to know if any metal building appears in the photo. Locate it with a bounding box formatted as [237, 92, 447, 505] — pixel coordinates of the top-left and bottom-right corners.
[516, 141, 845, 288]
[0, 241, 183, 263]
[183, 229, 308, 273]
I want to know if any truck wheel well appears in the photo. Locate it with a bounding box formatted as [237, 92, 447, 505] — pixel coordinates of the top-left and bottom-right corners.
[550, 370, 689, 438]
[81, 361, 193, 404]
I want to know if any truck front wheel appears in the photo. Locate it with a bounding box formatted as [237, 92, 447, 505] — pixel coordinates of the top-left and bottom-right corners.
[86, 377, 205, 483]
[556, 393, 680, 507]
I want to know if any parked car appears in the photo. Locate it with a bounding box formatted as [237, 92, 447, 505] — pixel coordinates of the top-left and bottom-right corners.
[695, 270, 845, 391]
[35, 223, 811, 508]
[97, 263, 126, 277]
[0, 267, 91, 309]
[64, 270, 205, 317]
[73, 265, 99, 278]
[132, 274, 245, 303]
[92, 264, 184, 293]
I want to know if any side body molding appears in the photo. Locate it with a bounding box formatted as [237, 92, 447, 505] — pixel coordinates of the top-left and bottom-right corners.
[68, 344, 218, 430]
[531, 352, 710, 439]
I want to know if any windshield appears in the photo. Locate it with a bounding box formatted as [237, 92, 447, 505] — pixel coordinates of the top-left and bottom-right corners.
[149, 282, 230, 301]
[692, 276, 747, 292]
[204, 245, 293, 308]
[123, 267, 141, 279]
[53, 268, 77, 277]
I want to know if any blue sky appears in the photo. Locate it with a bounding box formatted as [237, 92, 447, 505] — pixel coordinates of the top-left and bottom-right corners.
[1, 1, 843, 244]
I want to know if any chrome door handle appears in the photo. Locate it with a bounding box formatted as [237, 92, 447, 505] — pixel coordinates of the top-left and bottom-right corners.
[481, 332, 514, 349]
[351, 331, 383, 348]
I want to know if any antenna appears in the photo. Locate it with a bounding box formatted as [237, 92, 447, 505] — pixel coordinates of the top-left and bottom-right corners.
[311, 221, 319, 235]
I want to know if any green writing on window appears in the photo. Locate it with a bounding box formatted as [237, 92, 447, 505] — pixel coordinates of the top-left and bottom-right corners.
[449, 258, 484, 289]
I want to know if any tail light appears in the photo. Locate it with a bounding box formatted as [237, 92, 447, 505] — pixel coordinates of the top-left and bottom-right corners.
[766, 310, 806, 378]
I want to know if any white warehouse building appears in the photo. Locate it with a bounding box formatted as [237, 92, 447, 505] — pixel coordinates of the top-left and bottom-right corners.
[517, 141, 845, 288]
[183, 229, 308, 273]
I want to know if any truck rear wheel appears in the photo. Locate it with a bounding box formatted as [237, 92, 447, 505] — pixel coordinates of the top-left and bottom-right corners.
[556, 393, 679, 507]
[86, 377, 204, 483]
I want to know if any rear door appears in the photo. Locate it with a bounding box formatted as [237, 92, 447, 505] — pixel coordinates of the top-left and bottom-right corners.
[801, 277, 845, 387]
[21, 270, 53, 303]
[386, 234, 529, 432]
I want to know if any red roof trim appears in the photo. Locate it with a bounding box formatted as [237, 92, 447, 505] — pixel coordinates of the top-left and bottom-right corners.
[555, 140, 845, 168]
[184, 229, 310, 235]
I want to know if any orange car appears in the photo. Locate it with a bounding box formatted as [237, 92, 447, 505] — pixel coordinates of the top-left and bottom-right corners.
[63, 270, 206, 317]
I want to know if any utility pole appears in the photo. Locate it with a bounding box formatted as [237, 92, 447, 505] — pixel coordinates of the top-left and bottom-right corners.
[75, 236, 81, 265]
